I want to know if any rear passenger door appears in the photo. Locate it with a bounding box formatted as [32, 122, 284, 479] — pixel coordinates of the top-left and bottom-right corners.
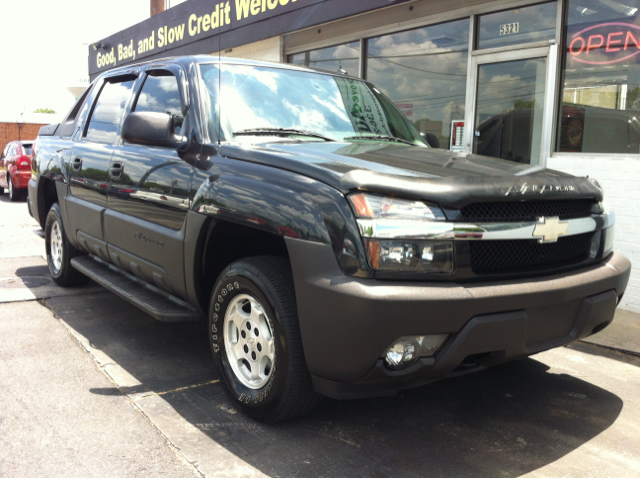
[66, 75, 137, 259]
[105, 66, 193, 298]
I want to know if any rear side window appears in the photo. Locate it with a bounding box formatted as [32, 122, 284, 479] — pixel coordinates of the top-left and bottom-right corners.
[85, 79, 135, 144]
[57, 86, 92, 137]
[133, 72, 184, 133]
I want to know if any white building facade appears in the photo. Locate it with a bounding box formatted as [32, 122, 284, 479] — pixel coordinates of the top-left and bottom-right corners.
[95, 0, 640, 313]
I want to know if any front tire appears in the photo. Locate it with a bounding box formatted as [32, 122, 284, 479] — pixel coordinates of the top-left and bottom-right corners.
[209, 256, 321, 422]
[45, 203, 89, 287]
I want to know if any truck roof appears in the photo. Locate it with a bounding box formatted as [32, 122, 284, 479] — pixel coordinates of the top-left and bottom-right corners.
[94, 55, 362, 83]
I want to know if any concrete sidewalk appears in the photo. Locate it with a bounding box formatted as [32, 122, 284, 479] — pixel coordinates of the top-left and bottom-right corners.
[581, 309, 640, 356]
[0, 300, 199, 477]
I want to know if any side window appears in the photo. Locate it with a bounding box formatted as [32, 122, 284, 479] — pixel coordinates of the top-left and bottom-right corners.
[133, 72, 184, 134]
[57, 85, 93, 137]
[85, 79, 135, 144]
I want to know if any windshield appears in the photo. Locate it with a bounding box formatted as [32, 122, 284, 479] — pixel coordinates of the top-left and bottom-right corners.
[199, 63, 427, 146]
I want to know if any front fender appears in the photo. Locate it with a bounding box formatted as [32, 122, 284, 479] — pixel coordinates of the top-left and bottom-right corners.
[193, 174, 331, 243]
[189, 148, 372, 277]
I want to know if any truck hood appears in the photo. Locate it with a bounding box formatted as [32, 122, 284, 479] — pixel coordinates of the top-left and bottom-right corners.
[219, 141, 603, 208]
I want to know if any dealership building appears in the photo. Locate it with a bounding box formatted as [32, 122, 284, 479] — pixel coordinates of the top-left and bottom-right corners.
[90, 0, 640, 313]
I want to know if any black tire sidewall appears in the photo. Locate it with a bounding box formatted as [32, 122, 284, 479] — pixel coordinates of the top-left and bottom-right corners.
[8, 175, 15, 201]
[45, 204, 66, 280]
[209, 268, 290, 417]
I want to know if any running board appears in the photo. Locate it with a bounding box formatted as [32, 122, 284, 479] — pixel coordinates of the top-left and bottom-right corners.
[71, 255, 200, 322]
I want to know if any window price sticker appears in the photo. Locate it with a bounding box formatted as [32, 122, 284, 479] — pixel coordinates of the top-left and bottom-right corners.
[499, 22, 520, 35]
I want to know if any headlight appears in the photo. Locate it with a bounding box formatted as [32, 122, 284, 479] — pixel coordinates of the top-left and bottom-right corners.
[603, 227, 615, 255]
[349, 193, 445, 220]
[365, 239, 454, 272]
[349, 193, 453, 273]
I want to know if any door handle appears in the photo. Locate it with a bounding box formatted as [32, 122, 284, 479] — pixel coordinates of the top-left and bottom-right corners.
[72, 157, 82, 171]
[110, 162, 124, 179]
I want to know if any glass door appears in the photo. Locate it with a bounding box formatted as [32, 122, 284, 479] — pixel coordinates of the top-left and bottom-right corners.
[465, 45, 557, 165]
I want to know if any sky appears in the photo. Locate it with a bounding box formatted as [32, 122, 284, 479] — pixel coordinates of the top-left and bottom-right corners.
[0, 0, 151, 121]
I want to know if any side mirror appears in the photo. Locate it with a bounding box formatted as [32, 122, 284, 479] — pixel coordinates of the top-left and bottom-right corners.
[122, 111, 185, 148]
[421, 132, 441, 149]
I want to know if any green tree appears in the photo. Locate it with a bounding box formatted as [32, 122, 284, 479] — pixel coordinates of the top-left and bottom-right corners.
[626, 87, 640, 110]
[34, 108, 55, 114]
[514, 99, 535, 110]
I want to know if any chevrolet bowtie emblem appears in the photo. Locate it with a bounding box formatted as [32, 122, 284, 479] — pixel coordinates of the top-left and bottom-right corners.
[532, 217, 569, 243]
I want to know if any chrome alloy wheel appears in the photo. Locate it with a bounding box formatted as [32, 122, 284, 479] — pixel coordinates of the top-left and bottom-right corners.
[224, 294, 276, 389]
[50, 220, 63, 273]
[8, 176, 13, 198]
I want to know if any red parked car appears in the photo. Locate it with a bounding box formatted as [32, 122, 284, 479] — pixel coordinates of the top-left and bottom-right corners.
[0, 140, 33, 201]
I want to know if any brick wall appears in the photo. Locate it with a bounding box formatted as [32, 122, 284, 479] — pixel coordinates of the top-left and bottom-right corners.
[548, 155, 640, 314]
[0, 122, 48, 152]
[150, 0, 164, 17]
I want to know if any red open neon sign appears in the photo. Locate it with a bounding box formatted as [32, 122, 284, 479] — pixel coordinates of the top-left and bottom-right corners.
[569, 22, 640, 65]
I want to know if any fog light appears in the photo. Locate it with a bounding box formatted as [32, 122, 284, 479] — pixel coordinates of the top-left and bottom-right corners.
[383, 334, 448, 370]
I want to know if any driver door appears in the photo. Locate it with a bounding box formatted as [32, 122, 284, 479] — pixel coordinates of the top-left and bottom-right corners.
[105, 65, 193, 299]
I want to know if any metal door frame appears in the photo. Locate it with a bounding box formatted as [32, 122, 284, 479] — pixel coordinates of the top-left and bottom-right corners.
[463, 43, 558, 166]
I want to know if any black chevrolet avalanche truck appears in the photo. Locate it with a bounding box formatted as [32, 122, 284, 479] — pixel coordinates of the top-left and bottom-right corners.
[28, 57, 630, 421]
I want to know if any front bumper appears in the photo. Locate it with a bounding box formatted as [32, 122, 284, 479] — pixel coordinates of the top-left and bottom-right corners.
[285, 238, 631, 399]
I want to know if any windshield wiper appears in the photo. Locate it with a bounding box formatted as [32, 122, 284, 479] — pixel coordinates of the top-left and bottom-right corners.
[232, 128, 335, 142]
[343, 135, 416, 146]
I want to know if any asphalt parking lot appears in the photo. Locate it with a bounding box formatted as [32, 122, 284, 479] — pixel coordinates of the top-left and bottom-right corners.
[1, 192, 640, 477]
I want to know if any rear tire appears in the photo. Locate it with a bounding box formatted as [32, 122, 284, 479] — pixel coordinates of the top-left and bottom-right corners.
[8, 175, 19, 202]
[209, 256, 321, 422]
[45, 203, 89, 287]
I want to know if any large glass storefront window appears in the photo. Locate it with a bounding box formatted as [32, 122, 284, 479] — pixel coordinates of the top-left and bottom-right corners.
[288, 42, 360, 75]
[365, 19, 470, 149]
[476, 2, 557, 49]
[560, 0, 640, 153]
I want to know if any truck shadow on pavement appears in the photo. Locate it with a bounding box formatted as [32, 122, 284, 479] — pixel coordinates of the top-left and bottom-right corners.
[45, 291, 623, 478]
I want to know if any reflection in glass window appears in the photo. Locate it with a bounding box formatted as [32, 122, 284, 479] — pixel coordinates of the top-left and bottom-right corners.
[476, 2, 557, 49]
[134, 74, 184, 132]
[559, 0, 640, 153]
[474, 58, 547, 164]
[201, 63, 426, 145]
[366, 19, 469, 149]
[85, 79, 135, 144]
[288, 42, 360, 76]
